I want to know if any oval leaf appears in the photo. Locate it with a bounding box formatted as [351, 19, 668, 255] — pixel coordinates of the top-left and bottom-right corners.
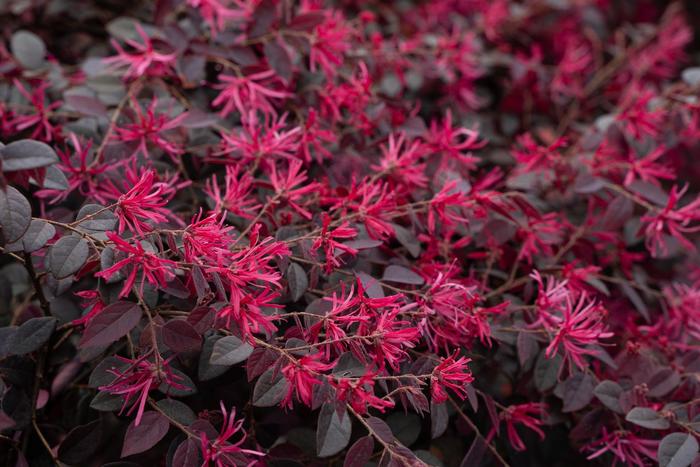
[658, 433, 699, 467]
[593, 380, 624, 414]
[210, 335, 254, 366]
[317, 403, 351, 457]
[162, 320, 201, 353]
[80, 301, 141, 348]
[11, 317, 56, 355]
[382, 265, 424, 285]
[49, 236, 89, 279]
[252, 367, 288, 407]
[626, 407, 671, 430]
[121, 411, 169, 457]
[11, 31, 46, 69]
[343, 436, 374, 467]
[1, 140, 57, 171]
[287, 262, 308, 301]
[0, 186, 31, 244]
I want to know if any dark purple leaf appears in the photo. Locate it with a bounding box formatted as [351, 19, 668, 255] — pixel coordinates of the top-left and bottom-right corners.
[48, 236, 89, 279]
[65, 94, 108, 117]
[344, 436, 374, 467]
[172, 438, 201, 467]
[210, 335, 254, 366]
[155, 399, 196, 426]
[252, 366, 288, 407]
[366, 417, 394, 443]
[317, 402, 351, 457]
[162, 320, 201, 353]
[625, 407, 670, 430]
[0, 186, 31, 244]
[593, 380, 624, 414]
[647, 368, 681, 398]
[80, 301, 141, 348]
[58, 419, 102, 464]
[121, 411, 170, 457]
[382, 265, 424, 285]
[287, 262, 308, 301]
[11, 317, 56, 355]
[430, 402, 448, 439]
[1, 140, 57, 171]
[658, 433, 699, 467]
[248, 0, 277, 38]
[264, 41, 292, 83]
[561, 372, 595, 412]
[13, 220, 55, 253]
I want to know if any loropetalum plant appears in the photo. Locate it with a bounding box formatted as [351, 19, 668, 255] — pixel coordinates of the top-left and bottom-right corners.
[1, 1, 700, 466]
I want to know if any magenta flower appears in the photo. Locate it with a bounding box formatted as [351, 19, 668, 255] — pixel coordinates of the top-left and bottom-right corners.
[430, 352, 474, 403]
[199, 402, 265, 467]
[97, 232, 177, 298]
[99, 354, 184, 426]
[500, 403, 547, 451]
[104, 23, 176, 79]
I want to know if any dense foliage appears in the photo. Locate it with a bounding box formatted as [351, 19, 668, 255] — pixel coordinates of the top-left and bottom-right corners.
[1, 0, 700, 466]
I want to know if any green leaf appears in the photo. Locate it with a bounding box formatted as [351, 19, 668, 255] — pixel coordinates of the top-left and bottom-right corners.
[625, 407, 670, 430]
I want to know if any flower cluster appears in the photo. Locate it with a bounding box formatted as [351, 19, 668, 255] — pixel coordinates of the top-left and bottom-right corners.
[1, 1, 700, 467]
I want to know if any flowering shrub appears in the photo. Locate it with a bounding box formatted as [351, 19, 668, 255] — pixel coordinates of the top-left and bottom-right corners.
[1, 0, 700, 466]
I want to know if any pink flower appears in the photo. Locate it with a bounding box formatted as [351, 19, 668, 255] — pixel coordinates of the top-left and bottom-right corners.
[99, 354, 183, 426]
[12, 80, 61, 142]
[183, 211, 236, 265]
[114, 169, 175, 235]
[585, 428, 658, 466]
[215, 112, 301, 164]
[103, 23, 176, 79]
[96, 232, 177, 298]
[500, 403, 547, 451]
[543, 293, 613, 372]
[615, 87, 664, 141]
[204, 164, 260, 218]
[187, 0, 249, 35]
[281, 353, 335, 408]
[213, 69, 291, 117]
[35, 133, 113, 204]
[269, 160, 319, 220]
[331, 374, 395, 414]
[199, 401, 265, 467]
[310, 213, 358, 273]
[371, 133, 427, 188]
[430, 352, 474, 403]
[114, 97, 188, 160]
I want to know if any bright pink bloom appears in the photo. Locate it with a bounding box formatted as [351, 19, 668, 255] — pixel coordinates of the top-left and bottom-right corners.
[199, 401, 265, 467]
[114, 97, 188, 160]
[500, 403, 547, 451]
[103, 23, 176, 79]
[282, 353, 335, 408]
[216, 112, 301, 164]
[543, 293, 613, 372]
[585, 428, 658, 466]
[269, 160, 319, 220]
[310, 213, 358, 273]
[12, 80, 61, 142]
[213, 70, 291, 117]
[114, 169, 175, 235]
[97, 232, 176, 298]
[331, 374, 395, 415]
[430, 352, 474, 403]
[99, 354, 183, 426]
[640, 184, 700, 256]
[204, 164, 259, 218]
